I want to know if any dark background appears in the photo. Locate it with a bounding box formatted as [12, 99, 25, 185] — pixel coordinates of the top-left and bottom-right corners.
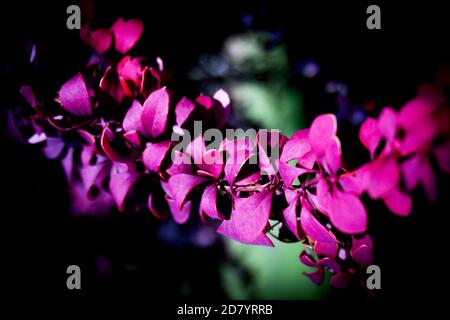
[1, 0, 449, 310]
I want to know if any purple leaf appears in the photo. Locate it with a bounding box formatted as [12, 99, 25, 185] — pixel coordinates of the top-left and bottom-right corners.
[186, 134, 205, 164]
[223, 139, 256, 186]
[20, 85, 36, 107]
[304, 269, 324, 285]
[198, 149, 224, 179]
[330, 273, 352, 288]
[59, 73, 92, 117]
[167, 198, 191, 224]
[123, 100, 143, 132]
[167, 174, 209, 210]
[199, 184, 222, 220]
[43, 137, 65, 159]
[100, 126, 136, 163]
[109, 163, 140, 212]
[166, 150, 194, 176]
[350, 245, 373, 267]
[318, 257, 340, 273]
[299, 251, 317, 267]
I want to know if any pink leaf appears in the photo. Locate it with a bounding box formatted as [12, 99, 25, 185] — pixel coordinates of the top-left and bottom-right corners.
[109, 163, 140, 212]
[378, 107, 397, 143]
[199, 184, 222, 220]
[80, 26, 112, 54]
[142, 141, 171, 173]
[309, 114, 337, 157]
[280, 129, 312, 163]
[383, 188, 412, 217]
[111, 18, 144, 54]
[167, 174, 209, 210]
[167, 198, 191, 224]
[359, 117, 381, 159]
[300, 204, 336, 243]
[217, 191, 272, 243]
[99, 66, 126, 103]
[175, 97, 196, 127]
[141, 87, 170, 138]
[366, 156, 400, 199]
[123, 100, 143, 132]
[329, 190, 367, 234]
[282, 194, 300, 238]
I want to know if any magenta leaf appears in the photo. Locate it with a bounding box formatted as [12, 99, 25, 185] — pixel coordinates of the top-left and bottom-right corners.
[59, 73, 92, 117]
[141, 87, 170, 138]
[314, 242, 338, 258]
[378, 107, 397, 143]
[366, 156, 400, 199]
[198, 149, 224, 179]
[309, 114, 337, 157]
[359, 117, 381, 159]
[123, 100, 143, 132]
[199, 184, 222, 220]
[280, 129, 314, 166]
[117, 56, 142, 85]
[167, 174, 209, 209]
[175, 97, 196, 127]
[142, 141, 171, 173]
[383, 188, 412, 217]
[217, 191, 272, 243]
[80, 26, 112, 54]
[329, 189, 367, 234]
[100, 126, 136, 163]
[324, 136, 341, 175]
[20, 85, 36, 107]
[167, 198, 192, 224]
[330, 273, 352, 288]
[282, 194, 300, 238]
[351, 245, 373, 267]
[300, 204, 337, 243]
[99, 66, 127, 103]
[304, 269, 324, 285]
[166, 150, 193, 176]
[111, 18, 144, 54]
[109, 163, 140, 212]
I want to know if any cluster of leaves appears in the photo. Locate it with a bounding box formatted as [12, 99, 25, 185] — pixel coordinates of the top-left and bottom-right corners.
[17, 13, 450, 288]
